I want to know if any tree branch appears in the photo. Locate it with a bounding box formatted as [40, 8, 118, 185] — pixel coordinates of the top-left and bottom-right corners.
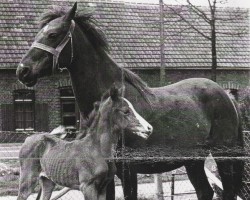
[216, 30, 248, 36]
[186, 0, 211, 23]
[166, 6, 212, 40]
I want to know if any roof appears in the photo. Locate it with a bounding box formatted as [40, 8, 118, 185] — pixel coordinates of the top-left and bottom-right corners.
[0, 0, 249, 69]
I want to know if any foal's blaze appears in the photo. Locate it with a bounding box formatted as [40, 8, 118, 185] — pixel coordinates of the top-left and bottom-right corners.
[123, 98, 153, 139]
[111, 97, 153, 139]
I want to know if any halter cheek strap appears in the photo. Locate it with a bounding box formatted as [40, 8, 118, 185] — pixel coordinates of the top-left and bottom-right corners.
[31, 20, 75, 74]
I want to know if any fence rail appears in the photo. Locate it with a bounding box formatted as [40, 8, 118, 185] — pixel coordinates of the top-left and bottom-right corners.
[0, 131, 249, 199]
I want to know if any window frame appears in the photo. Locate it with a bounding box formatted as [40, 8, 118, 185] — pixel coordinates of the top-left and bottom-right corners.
[13, 89, 35, 131]
[60, 87, 79, 130]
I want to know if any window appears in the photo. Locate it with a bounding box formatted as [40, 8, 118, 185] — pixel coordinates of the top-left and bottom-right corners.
[14, 90, 35, 131]
[60, 87, 79, 130]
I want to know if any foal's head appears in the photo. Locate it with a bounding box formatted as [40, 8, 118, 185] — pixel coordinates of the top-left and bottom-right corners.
[96, 86, 153, 140]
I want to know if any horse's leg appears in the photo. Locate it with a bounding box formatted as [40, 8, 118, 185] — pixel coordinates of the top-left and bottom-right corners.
[105, 179, 115, 200]
[215, 159, 243, 200]
[38, 176, 55, 200]
[17, 160, 40, 200]
[185, 160, 214, 200]
[116, 163, 138, 200]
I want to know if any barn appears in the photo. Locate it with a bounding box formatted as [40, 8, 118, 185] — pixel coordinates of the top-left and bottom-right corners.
[0, 0, 249, 136]
[0, 0, 250, 199]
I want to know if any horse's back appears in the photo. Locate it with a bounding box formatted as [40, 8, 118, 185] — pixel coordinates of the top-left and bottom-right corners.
[148, 78, 240, 148]
[19, 133, 48, 159]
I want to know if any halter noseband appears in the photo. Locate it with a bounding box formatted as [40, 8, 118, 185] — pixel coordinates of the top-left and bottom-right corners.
[31, 20, 75, 74]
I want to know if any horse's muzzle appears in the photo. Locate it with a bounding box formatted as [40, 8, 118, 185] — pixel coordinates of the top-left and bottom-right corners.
[16, 63, 37, 87]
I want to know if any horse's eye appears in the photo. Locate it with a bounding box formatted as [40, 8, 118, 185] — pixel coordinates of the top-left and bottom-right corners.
[123, 109, 130, 115]
[48, 33, 58, 38]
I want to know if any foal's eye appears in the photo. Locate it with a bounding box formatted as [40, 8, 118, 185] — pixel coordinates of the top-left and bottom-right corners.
[48, 33, 58, 38]
[123, 109, 130, 115]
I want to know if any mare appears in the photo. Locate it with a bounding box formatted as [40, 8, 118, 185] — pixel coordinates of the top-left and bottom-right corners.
[16, 3, 245, 200]
[17, 86, 153, 200]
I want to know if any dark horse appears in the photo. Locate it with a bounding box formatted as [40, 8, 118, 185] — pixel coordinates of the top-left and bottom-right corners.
[16, 3, 244, 200]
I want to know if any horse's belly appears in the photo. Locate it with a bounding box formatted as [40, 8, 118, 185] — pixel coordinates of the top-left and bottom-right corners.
[146, 103, 211, 148]
[41, 154, 80, 187]
[132, 162, 184, 174]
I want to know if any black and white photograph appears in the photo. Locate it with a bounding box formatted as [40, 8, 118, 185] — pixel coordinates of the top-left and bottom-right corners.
[0, 0, 249, 199]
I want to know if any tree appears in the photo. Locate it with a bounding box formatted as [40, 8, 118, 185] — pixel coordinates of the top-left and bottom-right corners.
[164, 0, 248, 82]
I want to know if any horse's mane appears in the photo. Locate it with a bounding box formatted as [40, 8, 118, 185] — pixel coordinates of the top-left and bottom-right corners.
[122, 67, 153, 98]
[39, 5, 153, 105]
[38, 5, 109, 52]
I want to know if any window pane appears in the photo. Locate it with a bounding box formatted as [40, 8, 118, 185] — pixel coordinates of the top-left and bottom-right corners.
[63, 116, 76, 126]
[62, 103, 75, 113]
[60, 87, 78, 128]
[60, 88, 74, 97]
[14, 90, 34, 130]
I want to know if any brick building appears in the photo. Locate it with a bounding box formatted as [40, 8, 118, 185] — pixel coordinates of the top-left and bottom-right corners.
[0, 0, 249, 134]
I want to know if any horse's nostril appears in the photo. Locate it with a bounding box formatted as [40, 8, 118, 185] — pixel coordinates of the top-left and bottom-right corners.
[20, 66, 30, 78]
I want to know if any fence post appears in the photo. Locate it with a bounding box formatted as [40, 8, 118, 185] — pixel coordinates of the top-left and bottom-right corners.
[154, 174, 164, 200]
[171, 174, 175, 200]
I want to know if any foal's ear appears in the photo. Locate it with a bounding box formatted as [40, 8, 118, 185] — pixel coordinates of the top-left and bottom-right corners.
[63, 2, 77, 22]
[110, 84, 120, 101]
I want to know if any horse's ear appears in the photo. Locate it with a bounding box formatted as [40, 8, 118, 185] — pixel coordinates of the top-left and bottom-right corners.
[63, 2, 77, 22]
[110, 84, 120, 101]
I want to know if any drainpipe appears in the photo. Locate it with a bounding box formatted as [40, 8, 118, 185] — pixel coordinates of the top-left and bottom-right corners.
[159, 0, 165, 86]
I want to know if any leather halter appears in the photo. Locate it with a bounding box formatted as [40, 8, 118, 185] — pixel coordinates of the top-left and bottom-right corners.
[31, 20, 75, 74]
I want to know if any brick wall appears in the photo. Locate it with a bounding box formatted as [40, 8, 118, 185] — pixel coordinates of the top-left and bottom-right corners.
[0, 71, 72, 131]
[0, 69, 249, 132]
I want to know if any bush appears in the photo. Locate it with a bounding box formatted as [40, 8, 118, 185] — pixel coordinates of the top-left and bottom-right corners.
[238, 87, 250, 130]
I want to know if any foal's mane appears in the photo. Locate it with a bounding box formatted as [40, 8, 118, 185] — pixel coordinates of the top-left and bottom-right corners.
[39, 5, 153, 105]
[38, 5, 109, 52]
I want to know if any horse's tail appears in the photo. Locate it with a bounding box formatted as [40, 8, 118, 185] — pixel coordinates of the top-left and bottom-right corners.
[230, 98, 245, 196]
[230, 98, 244, 147]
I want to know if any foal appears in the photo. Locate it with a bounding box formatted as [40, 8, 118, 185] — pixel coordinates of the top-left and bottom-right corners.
[17, 86, 153, 200]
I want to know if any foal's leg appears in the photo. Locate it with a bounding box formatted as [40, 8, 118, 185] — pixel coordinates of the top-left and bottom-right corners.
[185, 160, 214, 200]
[17, 159, 40, 200]
[39, 176, 55, 200]
[98, 185, 108, 200]
[80, 182, 98, 200]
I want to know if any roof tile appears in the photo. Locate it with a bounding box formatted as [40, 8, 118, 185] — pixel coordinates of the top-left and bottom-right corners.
[0, 0, 249, 69]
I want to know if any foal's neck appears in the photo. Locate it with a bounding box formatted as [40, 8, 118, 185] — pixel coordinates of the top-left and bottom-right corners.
[85, 113, 117, 158]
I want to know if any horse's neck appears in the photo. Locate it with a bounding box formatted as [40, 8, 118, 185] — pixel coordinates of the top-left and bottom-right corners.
[69, 43, 125, 116]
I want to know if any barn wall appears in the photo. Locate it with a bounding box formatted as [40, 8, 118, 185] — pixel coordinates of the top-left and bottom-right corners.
[0, 69, 249, 133]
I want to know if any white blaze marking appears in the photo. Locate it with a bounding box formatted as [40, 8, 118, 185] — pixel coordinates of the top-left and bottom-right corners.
[43, 24, 49, 32]
[123, 98, 153, 134]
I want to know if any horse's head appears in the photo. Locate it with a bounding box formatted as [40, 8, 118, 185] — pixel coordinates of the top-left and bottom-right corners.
[98, 85, 153, 140]
[16, 3, 78, 87]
